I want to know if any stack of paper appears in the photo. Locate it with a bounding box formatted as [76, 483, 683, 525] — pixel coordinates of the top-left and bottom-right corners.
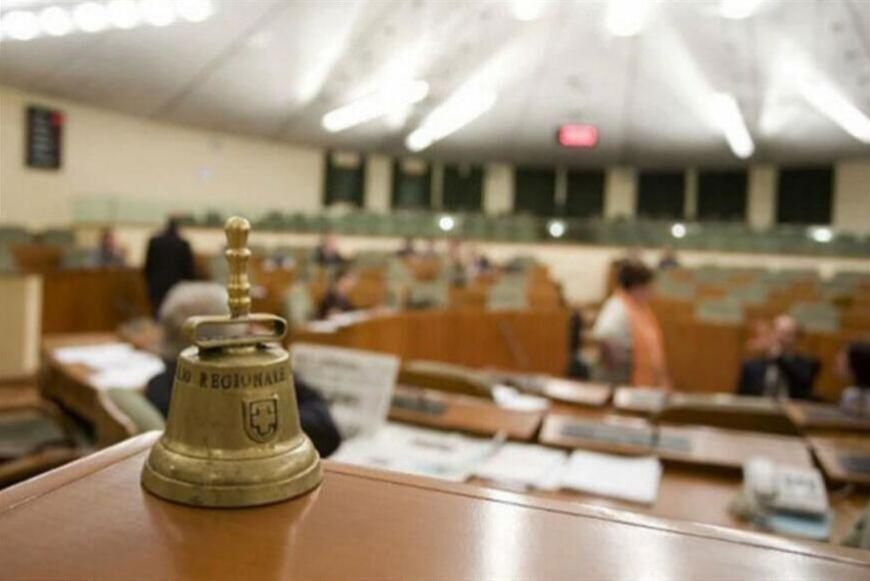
[53, 343, 165, 390]
[473, 443, 567, 490]
[332, 423, 497, 482]
[559, 450, 662, 505]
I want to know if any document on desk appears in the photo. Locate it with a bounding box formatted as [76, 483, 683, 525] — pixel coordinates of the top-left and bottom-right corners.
[291, 343, 399, 438]
[332, 423, 497, 482]
[473, 443, 567, 490]
[53, 343, 165, 390]
[492, 385, 550, 412]
[560, 450, 662, 505]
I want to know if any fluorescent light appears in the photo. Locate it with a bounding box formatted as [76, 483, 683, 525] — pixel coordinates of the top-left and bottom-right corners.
[808, 226, 833, 243]
[719, 0, 762, 20]
[322, 80, 429, 133]
[73, 2, 108, 33]
[38, 6, 73, 37]
[140, 0, 176, 27]
[548, 220, 566, 238]
[606, 0, 650, 37]
[712, 92, 755, 159]
[107, 0, 141, 29]
[511, 0, 544, 22]
[438, 215, 456, 232]
[406, 87, 497, 152]
[799, 79, 870, 144]
[175, 0, 214, 23]
[671, 223, 686, 239]
[2, 10, 40, 41]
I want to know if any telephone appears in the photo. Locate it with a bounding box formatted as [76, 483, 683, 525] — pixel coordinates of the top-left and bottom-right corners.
[743, 457, 829, 516]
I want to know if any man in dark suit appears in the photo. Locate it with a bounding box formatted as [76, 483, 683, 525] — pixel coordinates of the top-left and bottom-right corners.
[144, 217, 195, 314]
[737, 315, 819, 400]
[145, 282, 341, 457]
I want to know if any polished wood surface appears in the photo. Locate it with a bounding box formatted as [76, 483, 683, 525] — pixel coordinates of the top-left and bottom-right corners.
[41, 268, 150, 334]
[388, 385, 543, 441]
[810, 435, 870, 485]
[291, 309, 572, 376]
[786, 402, 870, 435]
[1, 432, 868, 579]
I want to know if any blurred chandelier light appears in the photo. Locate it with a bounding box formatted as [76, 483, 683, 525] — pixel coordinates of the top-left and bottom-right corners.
[808, 226, 833, 243]
[510, 0, 544, 22]
[406, 87, 497, 152]
[712, 92, 755, 159]
[671, 223, 687, 238]
[547, 220, 566, 238]
[438, 215, 456, 232]
[719, 0, 763, 20]
[0, 0, 216, 42]
[322, 80, 429, 133]
[606, 0, 650, 37]
[799, 79, 870, 144]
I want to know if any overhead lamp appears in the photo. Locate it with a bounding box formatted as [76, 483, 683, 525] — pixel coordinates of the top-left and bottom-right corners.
[2, 10, 40, 41]
[106, 0, 141, 29]
[72, 2, 108, 33]
[438, 215, 456, 232]
[719, 0, 763, 20]
[711, 92, 755, 159]
[511, 0, 544, 22]
[38, 6, 73, 37]
[406, 87, 497, 152]
[808, 226, 833, 244]
[140, 0, 176, 27]
[671, 223, 687, 239]
[322, 80, 429, 133]
[547, 220, 566, 238]
[799, 79, 870, 144]
[606, 0, 650, 37]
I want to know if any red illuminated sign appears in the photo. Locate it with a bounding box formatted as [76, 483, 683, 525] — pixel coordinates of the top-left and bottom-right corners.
[557, 124, 598, 148]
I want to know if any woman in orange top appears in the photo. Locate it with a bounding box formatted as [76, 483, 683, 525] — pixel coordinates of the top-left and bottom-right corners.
[592, 260, 671, 388]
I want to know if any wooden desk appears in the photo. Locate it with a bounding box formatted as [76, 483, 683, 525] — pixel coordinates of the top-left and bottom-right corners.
[659, 393, 800, 435]
[2, 432, 868, 579]
[810, 436, 870, 485]
[785, 402, 870, 435]
[388, 386, 543, 441]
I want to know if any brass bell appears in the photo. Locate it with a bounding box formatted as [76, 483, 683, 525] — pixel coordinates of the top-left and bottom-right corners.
[141, 216, 322, 507]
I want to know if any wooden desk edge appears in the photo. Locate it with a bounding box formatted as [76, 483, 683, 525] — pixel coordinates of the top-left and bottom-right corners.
[3, 432, 866, 568]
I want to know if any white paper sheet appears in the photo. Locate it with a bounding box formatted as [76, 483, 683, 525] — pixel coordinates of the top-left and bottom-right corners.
[560, 450, 662, 505]
[332, 423, 497, 482]
[473, 443, 567, 490]
[53, 343, 165, 390]
[291, 343, 399, 439]
[492, 384, 550, 412]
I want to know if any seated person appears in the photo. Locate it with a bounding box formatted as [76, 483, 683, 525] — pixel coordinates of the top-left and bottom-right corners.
[839, 341, 870, 415]
[146, 282, 341, 456]
[658, 245, 679, 270]
[314, 232, 345, 266]
[97, 228, 126, 267]
[736, 315, 819, 400]
[592, 260, 670, 388]
[397, 237, 417, 258]
[316, 267, 357, 320]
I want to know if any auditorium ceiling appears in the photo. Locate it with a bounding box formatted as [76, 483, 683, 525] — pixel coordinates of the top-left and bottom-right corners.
[1, 0, 868, 167]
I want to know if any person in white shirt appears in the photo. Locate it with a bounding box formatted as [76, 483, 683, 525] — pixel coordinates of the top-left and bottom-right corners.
[592, 260, 670, 388]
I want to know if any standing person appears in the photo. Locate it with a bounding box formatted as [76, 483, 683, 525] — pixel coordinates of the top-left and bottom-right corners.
[592, 260, 670, 388]
[736, 315, 820, 400]
[144, 216, 195, 315]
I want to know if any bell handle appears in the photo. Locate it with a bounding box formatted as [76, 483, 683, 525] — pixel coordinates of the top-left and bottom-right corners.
[183, 313, 287, 350]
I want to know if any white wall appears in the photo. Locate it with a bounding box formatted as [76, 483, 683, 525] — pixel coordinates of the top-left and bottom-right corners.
[747, 165, 777, 230]
[483, 163, 513, 214]
[834, 160, 870, 235]
[0, 85, 324, 228]
[604, 167, 636, 218]
[364, 154, 391, 213]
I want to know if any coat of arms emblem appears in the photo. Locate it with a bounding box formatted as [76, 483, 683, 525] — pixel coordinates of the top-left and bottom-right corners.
[243, 397, 279, 443]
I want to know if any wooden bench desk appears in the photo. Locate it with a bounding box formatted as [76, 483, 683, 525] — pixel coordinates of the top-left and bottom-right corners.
[1, 432, 868, 580]
[810, 435, 870, 486]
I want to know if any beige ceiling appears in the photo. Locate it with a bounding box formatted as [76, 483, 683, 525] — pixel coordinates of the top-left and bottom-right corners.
[1, 0, 869, 167]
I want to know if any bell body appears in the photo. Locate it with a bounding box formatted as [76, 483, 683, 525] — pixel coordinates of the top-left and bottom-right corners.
[141, 344, 322, 507]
